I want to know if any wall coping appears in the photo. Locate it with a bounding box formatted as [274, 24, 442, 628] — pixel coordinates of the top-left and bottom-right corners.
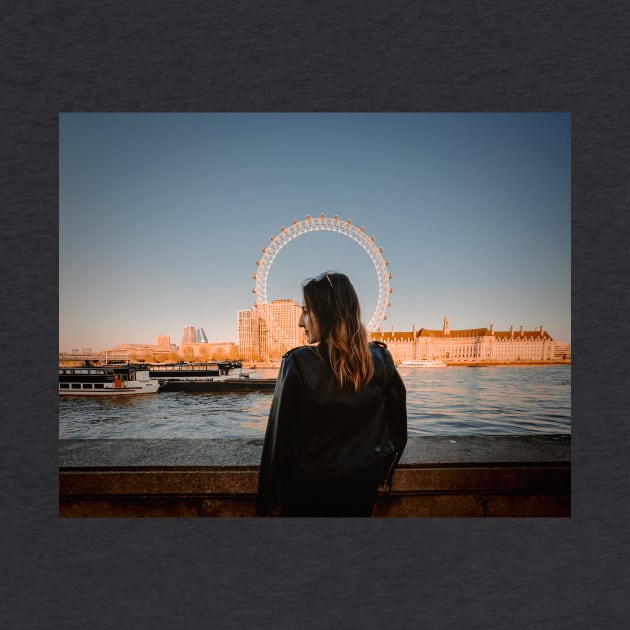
[59, 435, 570, 468]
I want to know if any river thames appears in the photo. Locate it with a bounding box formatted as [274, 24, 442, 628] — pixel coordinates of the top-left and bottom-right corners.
[59, 365, 570, 439]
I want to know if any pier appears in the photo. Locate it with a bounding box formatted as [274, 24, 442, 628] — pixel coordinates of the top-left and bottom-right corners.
[59, 435, 570, 517]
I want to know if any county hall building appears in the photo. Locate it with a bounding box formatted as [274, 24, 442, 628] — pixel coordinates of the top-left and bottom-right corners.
[370, 315, 564, 364]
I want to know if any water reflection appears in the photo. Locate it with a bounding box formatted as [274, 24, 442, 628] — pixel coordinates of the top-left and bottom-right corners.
[59, 365, 570, 439]
[401, 365, 570, 436]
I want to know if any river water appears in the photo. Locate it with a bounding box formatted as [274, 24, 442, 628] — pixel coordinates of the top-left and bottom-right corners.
[58, 365, 570, 439]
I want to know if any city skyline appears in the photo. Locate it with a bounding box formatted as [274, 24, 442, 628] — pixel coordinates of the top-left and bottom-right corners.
[59, 113, 571, 351]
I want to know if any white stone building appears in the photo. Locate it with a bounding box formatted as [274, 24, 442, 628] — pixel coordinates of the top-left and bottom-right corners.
[371, 316, 561, 364]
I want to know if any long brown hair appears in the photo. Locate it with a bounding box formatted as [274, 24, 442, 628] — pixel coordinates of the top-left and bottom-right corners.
[302, 272, 374, 391]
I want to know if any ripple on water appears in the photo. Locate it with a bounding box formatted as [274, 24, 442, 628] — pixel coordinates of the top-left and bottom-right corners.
[59, 365, 570, 438]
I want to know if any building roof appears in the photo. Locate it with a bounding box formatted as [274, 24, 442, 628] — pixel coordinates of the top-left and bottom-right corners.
[370, 331, 416, 342]
[493, 330, 553, 340]
[417, 327, 492, 338]
[373, 327, 554, 341]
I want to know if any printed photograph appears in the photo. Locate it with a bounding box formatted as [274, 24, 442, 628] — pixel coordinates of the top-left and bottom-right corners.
[59, 113, 571, 517]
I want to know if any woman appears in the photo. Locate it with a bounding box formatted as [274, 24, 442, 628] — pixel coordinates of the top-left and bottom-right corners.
[256, 272, 407, 517]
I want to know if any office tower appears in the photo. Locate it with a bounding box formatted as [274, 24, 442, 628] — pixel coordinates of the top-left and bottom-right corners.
[183, 326, 196, 345]
[266, 299, 303, 358]
[238, 309, 260, 362]
[239, 300, 305, 361]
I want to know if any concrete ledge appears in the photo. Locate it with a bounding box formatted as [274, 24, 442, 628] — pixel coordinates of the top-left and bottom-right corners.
[59, 435, 570, 517]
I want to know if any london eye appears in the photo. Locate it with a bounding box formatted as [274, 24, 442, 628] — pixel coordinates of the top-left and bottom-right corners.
[252, 214, 393, 348]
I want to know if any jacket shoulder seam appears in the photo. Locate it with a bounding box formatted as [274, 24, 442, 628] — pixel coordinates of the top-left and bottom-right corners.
[282, 345, 311, 358]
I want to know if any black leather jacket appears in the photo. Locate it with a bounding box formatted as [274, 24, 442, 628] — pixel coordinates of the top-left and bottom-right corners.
[256, 341, 407, 516]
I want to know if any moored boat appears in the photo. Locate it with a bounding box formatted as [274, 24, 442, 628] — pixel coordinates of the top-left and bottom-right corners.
[159, 376, 277, 393]
[148, 361, 241, 380]
[399, 359, 447, 368]
[59, 362, 161, 396]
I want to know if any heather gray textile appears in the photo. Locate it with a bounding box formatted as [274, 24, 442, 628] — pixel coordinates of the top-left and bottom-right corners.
[3, 1, 628, 628]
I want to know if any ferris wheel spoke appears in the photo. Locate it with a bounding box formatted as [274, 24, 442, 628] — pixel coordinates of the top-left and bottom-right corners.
[252, 215, 392, 349]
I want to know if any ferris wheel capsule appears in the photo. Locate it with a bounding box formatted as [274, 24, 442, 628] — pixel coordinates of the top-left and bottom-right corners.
[252, 214, 392, 333]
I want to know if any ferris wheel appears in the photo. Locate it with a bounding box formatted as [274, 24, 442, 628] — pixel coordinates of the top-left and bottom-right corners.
[252, 214, 393, 348]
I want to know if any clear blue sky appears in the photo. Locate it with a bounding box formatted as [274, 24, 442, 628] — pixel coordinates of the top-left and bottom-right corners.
[59, 113, 571, 351]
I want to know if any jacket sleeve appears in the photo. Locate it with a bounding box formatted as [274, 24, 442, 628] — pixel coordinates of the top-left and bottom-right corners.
[382, 354, 408, 488]
[256, 353, 302, 516]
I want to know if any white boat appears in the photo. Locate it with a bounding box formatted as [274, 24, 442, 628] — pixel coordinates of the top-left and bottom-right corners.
[148, 361, 241, 380]
[59, 362, 161, 396]
[399, 359, 447, 368]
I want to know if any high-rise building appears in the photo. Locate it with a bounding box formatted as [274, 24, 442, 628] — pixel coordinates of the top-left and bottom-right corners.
[238, 309, 260, 362]
[157, 333, 170, 348]
[196, 327, 208, 343]
[266, 299, 304, 358]
[238, 299, 305, 361]
[183, 326, 196, 345]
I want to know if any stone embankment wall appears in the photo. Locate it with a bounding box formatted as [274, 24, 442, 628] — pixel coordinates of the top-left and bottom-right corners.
[59, 436, 570, 517]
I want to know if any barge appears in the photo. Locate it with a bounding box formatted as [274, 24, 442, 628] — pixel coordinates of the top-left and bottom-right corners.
[159, 376, 277, 393]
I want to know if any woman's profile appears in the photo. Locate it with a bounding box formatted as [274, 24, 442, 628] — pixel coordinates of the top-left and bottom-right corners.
[256, 271, 407, 517]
